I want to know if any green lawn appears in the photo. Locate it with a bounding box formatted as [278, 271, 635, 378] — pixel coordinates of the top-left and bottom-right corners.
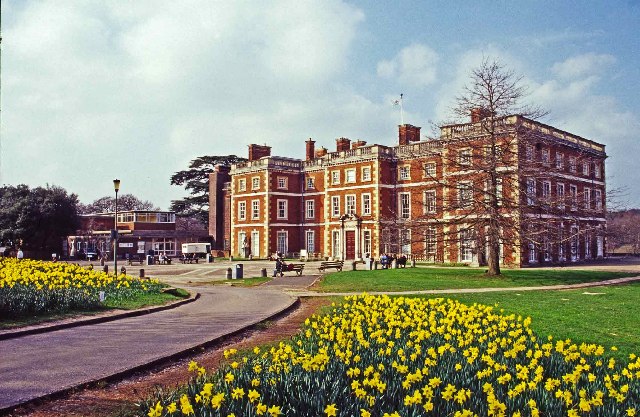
[0, 290, 189, 330]
[432, 282, 640, 361]
[319, 267, 639, 292]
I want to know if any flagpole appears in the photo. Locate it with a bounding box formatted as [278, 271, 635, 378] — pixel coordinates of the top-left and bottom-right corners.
[399, 93, 404, 125]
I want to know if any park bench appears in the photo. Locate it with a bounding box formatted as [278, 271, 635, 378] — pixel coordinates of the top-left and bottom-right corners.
[318, 260, 344, 272]
[180, 254, 199, 264]
[127, 256, 144, 266]
[285, 263, 305, 276]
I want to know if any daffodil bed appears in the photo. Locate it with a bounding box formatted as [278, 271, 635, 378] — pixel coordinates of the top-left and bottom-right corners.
[0, 258, 165, 318]
[141, 294, 639, 417]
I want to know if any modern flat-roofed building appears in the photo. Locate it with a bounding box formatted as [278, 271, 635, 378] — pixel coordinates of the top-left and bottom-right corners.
[66, 210, 210, 259]
[210, 112, 607, 267]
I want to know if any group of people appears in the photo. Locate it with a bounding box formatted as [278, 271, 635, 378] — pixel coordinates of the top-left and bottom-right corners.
[379, 253, 408, 269]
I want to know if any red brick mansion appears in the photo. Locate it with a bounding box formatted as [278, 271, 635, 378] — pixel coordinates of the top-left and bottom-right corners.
[209, 112, 607, 267]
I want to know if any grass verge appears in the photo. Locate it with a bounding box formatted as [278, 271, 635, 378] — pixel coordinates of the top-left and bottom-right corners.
[319, 267, 639, 292]
[208, 277, 272, 287]
[0, 289, 189, 330]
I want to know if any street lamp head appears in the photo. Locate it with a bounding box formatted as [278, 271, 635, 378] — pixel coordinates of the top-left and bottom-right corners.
[113, 179, 121, 192]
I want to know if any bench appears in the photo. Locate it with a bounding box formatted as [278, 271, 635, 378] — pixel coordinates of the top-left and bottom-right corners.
[286, 263, 305, 276]
[127, 256, 144, 266]
[180, 255, 199, 264]
[318, 261, 344, 272]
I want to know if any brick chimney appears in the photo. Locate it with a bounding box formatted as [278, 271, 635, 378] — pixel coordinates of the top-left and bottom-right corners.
[351, 140, 367, 149]
[336, 137, 351, 152]
[305, 138, 316, 161]
[315, 147, 328, 158]
[399, 124, 421, 145]
[248, 144, 271, 161]
[471, 108, 494, 123]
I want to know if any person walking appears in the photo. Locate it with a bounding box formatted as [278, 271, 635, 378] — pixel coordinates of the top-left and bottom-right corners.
[16, 248, 24, 260]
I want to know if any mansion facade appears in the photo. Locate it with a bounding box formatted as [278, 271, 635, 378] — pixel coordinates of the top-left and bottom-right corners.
[209, 112, 607, 267]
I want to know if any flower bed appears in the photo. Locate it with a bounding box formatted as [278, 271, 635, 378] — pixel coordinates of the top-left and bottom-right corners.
[142, 294, 639, 417]
[0, 258, 164, 318]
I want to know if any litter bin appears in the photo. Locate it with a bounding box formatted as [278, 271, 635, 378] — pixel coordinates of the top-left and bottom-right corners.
[232, 263, 243, 279]
[146, 255, 154, 265]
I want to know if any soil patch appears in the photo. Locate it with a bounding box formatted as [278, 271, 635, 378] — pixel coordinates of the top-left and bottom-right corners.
[7, 297, 331, 417]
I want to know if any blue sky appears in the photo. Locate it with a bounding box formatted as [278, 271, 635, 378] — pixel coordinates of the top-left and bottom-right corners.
[2, 0, 639, 209]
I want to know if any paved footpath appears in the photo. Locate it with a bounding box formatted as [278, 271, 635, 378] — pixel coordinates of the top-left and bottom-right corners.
[0, 285, 296, 412]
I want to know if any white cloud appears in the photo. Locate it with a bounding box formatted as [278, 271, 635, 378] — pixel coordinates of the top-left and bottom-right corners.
[551, 53, 616, 79]
[377, 43, 439, 87]
[2, 0, 368, 208]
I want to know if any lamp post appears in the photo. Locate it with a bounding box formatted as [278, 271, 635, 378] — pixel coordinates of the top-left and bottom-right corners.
[113, 179, 120, 275]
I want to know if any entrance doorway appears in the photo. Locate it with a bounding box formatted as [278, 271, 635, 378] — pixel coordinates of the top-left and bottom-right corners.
[345, 230, 355, 259]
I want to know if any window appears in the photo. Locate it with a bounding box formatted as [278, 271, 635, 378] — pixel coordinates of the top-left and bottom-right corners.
[331, 171, 340, 185]
[542, 181, 551, 200]
[528, 242, 537, 263]
[331, 230, 340, 259]
[305, 200, 315, 219]
[582, 162, 590, 176]
[556, 152, 564, 170]
[557, 183, 565, 209]
[458, 182, 473, 209]
[569, 185, 578, 211]
[252, 200, 260, 219]
[346, 195, 356, 214]
[238, 201, 246, 221]
[569, 157, 577, 173]
[584, 187, 591, 209]
[238, 232, 246, 256]
[585, 234, 592, 259]
[543, 238, 552, 262]
[306, 177, 314, 189]
[595, 190, 602, 211]
[306, 230, 315, 253]
[277, 199, 288, 219]
[526, 178, 536, 205]
[345, 169, 356, 183]
[459, 228, 474, 263]
[424, 190, 436, 213]
[399, 193, 411, 218]
[252, 177, 260, 190]
[331, 196, 340, 217]
[558, 224, 565, 261]
[399, 229, 411, 255]
[594, 163, 601, 179]
[485, 178, 503, 205]
[362, 166, 372, 181]
[251, 231, 260, 258]
[459, 149, 472, 166]
[277, 177, 288, 190]
[362, 230, 371, 257]
[542, 148, 550, 165]
[525, 145, 534, 161]
[570, 225, 579, 261]
[239, 179, 246, 191]
[362, 194, 371, 216]
[399, 165, 410, 180]
[424, 162, 436, 178]
[425, 227, 437, 262]
[277, 231, 288, 256]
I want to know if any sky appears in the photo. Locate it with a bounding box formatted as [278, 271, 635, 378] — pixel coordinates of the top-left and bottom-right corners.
[1, 0, 639, 210]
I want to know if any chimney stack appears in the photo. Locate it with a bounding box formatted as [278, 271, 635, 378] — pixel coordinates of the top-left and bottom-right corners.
[336, 137, 351, 152]
[399, 124, 421, 145]
[305, 138, 316, 161]
[471, 108, 494, 123]
[248, 144, 271, 161]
